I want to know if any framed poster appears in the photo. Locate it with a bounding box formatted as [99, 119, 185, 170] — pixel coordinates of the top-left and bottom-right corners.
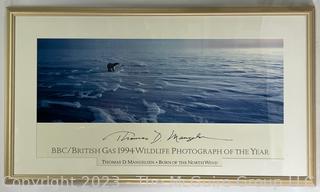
[5, 7, 316, 185]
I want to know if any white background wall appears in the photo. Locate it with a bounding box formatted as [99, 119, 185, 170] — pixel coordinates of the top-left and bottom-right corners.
[0, 0, 319, 191]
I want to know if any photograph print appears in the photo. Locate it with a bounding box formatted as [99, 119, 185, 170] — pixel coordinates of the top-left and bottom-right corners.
[37, 39, 283, 123]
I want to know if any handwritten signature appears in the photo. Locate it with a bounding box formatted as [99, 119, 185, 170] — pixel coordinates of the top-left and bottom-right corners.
[102, 130, 233, 144]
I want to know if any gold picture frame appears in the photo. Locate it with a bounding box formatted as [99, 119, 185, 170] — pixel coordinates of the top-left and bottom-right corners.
[5, 7, 316, 186]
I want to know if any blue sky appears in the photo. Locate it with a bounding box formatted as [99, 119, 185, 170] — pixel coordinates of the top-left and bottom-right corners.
[38, 39, 283, 50]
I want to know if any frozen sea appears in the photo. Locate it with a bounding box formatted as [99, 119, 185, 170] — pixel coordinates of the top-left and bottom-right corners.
[37, 39, 283, 123]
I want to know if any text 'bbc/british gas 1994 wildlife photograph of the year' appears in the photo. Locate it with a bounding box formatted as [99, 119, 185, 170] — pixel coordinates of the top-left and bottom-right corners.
[37, 39, 283, 123]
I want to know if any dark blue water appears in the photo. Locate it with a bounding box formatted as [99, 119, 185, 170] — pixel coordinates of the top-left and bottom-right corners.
[37, 39, 283, 123]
